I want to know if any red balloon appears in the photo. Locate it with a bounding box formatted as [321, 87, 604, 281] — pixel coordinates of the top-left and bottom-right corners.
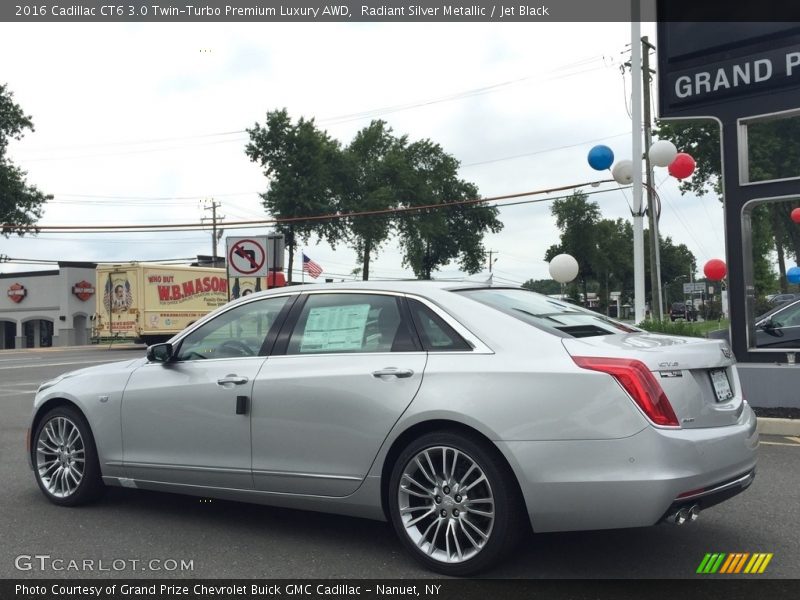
[668, 152, 696, 179]
[704, 259, 727, 281]
[791, 207, 800, 224]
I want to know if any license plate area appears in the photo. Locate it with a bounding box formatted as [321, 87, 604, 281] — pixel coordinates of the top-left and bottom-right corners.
[709, 368, 733, 402]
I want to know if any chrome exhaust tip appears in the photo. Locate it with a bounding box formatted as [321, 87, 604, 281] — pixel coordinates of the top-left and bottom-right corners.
[689, 505, 700, 521]
[674, 508, 689, 525]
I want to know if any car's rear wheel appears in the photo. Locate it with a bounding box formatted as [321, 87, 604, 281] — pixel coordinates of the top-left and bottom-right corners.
[33, 406, 104, 506]
[388, 431, 525, 576]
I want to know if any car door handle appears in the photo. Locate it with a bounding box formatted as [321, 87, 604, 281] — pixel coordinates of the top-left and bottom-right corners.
[217, 375, 249, 386]
[372, 368, 414, 379]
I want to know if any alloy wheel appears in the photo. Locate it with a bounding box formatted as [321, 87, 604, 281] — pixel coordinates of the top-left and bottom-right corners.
[397, 445, 495, 564]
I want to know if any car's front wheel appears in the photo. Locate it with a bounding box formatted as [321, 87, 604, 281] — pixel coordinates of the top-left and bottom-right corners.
[32, 406, 104, 506]
[388, 431, 525, 576]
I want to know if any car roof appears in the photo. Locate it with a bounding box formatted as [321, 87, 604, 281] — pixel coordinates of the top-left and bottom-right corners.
[237, 279, 501, 300]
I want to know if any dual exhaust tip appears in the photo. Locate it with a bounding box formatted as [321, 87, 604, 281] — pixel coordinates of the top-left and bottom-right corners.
[668, 504, 700, 525]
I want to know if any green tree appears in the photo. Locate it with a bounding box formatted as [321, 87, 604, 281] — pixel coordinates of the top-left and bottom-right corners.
[396, 139, 502, 279]
[594, 218, 633, 311]
[545, 191, 602, 305]
[245, 109, 345, 281]
[521, 278, 562, 295]
[0, 84, 50, 236]
[341, 121, 408, 281]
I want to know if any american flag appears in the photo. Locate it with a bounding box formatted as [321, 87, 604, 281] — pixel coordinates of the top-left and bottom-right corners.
[302, 253, 323, 279]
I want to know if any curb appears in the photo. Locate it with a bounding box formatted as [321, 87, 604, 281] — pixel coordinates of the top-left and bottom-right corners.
[757, 417, 800, 436]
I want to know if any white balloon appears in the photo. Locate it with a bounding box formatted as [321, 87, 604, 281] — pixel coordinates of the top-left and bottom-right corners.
[549, 253, 579, 283]
[612, 159, 633, 185]
[648, 140, 678, 168]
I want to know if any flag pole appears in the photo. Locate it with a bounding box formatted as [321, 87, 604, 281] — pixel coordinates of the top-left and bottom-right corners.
[301, 249, 305, 285]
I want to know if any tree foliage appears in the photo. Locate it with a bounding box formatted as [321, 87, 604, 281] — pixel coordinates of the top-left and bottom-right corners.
[544, 190, 696, 311]
[245, 109, 345, 281]
[0, 84, 50, 236]
[340, 121, 408, 280]
[246, 111, 500, 280]
[397, 139, 502, 279]
[521, 278, 562, 295]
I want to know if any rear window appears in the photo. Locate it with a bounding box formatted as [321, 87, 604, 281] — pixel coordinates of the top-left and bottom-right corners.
[456, 288, 638, 338]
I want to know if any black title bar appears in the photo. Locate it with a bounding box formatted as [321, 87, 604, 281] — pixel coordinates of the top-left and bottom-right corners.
[4, 1, 800, 23]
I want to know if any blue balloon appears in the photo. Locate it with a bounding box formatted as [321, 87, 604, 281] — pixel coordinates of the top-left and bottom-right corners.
[787, 266, 800, 285]
[587, 145, 614, 171]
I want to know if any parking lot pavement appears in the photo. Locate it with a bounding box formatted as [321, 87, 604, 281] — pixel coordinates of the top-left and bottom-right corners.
[1, 347, 798, 579]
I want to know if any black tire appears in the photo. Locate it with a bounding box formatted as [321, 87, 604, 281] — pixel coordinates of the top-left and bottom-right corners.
[32, 406, 104, 506]
[387, 430, 526, 576]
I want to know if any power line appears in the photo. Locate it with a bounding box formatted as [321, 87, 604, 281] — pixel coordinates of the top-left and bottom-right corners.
[43, 130, 632, 207]
[11, 179, 616, 233]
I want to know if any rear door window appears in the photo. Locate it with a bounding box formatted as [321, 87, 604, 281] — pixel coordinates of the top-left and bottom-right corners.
[456, 288, 637, 338]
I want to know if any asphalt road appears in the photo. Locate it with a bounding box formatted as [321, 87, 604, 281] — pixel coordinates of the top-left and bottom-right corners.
[1, 346, 798, 579]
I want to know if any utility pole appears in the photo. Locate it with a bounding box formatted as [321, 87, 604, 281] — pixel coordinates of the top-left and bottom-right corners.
[487, 249, 498, 273]
[631, 10, 646, 324]
[202, 199, 224, 266]
[642, 35, 663, 321]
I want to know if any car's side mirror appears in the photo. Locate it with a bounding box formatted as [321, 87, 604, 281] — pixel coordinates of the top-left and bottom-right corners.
[760, 318, 784, 337]
[147, 343, 174, 363]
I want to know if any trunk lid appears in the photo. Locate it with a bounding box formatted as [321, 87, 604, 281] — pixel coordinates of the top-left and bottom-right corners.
[562, 332, 743, 428]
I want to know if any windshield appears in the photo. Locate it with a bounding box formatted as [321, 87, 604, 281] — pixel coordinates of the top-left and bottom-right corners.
[456, 288, 638, 338]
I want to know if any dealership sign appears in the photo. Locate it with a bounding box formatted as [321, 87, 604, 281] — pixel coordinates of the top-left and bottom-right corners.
[7, 283, 26, 303]
[668, 49, 800, 107]
[72, 280, 96, 301]
[657, 22, 800, 118]
[657, 8, 800, 363]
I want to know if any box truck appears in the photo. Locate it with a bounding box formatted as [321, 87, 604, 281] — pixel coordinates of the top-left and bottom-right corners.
[94, 263, 229, 344]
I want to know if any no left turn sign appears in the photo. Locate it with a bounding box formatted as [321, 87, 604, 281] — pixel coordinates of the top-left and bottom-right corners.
[226, 237, 269, 276]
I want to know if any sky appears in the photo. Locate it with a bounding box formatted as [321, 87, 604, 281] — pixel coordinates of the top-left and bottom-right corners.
[0, 21, 728, 286]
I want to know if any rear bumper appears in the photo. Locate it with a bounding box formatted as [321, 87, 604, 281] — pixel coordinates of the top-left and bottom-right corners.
[497, 403, 758, 533]
[659, 469, 755, 522]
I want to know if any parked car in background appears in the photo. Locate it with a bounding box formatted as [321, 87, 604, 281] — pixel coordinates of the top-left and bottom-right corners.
[708, 298, 800, 349]
[670, 301, 698, 322]
[29, 282, 757, 575]
[767, 293, 799, 307]
[754, 298, 800, 348]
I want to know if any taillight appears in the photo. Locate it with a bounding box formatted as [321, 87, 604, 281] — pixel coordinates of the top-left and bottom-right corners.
[572, 356, 680, 427]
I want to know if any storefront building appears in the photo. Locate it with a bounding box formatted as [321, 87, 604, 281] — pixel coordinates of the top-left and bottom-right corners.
[0, 262, 97, 349]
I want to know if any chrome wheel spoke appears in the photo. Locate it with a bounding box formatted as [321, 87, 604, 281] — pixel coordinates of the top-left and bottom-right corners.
[465, 505, 494, 518]
[66, 426, 80, 448]
[38, 439, 59, 453]
[417, 517, 440, 550]
[402, 473, 433, 496]
[458, 463, 477, 488]
[449, 449, 460, 481]
[401, 504, 432, 515]
[405, 507, 436, 528]
[459, 519, 481, 550]
[462, 515, 490, 541]
[41, 461, 60, 476]
[462, 474, 487, 493]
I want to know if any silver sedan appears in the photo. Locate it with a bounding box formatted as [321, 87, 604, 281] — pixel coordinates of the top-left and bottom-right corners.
[28, 282, 758, 575]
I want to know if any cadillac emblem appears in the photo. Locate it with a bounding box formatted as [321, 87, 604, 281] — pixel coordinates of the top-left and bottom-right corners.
[72, 281, 96, 301]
